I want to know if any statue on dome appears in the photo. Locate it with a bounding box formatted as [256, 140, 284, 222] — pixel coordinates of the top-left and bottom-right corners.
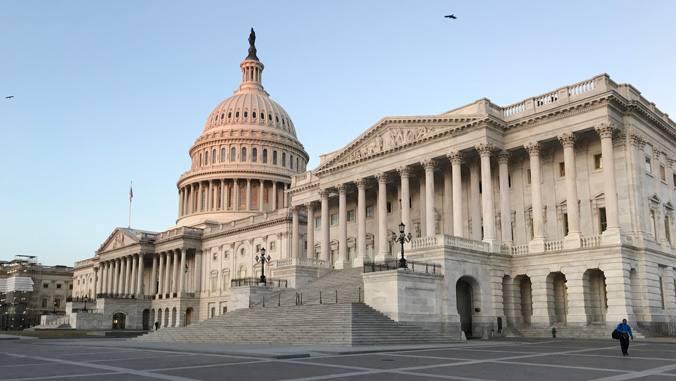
[247, 28, 258, 60]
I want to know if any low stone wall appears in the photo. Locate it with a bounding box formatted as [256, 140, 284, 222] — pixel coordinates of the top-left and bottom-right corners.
[229, 285, 276, 311]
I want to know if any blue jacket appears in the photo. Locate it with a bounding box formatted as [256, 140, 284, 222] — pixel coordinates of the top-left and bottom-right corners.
[616, 323, 633, 339]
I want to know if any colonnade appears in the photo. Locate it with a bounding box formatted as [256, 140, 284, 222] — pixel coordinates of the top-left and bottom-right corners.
[289, 124, 621, 265]
[150, 249, 188, 298]
[97, 253, 146, 297]
[178, 179, 289, 217]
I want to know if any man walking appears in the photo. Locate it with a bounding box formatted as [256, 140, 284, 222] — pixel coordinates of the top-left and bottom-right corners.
[616, 319, 634, 356]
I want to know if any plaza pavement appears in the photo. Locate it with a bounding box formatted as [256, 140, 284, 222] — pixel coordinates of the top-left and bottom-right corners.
[2, 335, 676, 380]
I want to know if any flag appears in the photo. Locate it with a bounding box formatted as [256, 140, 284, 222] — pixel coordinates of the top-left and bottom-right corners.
[129, 184, 133, 202]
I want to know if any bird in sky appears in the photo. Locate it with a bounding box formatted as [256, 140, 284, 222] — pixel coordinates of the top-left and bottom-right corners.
[5, 95, 14, 99]
[444, 14, 457, 19]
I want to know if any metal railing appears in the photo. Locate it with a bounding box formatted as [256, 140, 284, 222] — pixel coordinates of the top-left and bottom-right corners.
[231, 278, 288, 288]
[251, 287, 364, 308]
[93, 294, 154, 300]
[363, 260, 440, 274]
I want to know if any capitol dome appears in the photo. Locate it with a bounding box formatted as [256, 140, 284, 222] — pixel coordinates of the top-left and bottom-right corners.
[176, 30, 309, 227]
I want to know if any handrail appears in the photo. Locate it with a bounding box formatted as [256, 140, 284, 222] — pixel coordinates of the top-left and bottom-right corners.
[363, 260, 440, 274]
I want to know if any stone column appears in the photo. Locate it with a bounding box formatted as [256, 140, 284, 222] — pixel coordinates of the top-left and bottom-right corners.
[469, 159, 482, 241]
[376, 172, 389, 261]
[178, 188, 183, 217]
[320, 189, 330, 261]
[292, 206, 300, 258]
[151, 254, 158, 295]
[100, 263, 107, 294]
[195, 249, 202, 293]
[108, 261, 115, 294]
[157, 253, 164, 296]
[172, 250, 179, 295]
[525, 142, 545, 252]
[272, 182, 277, 210]
[137, 254, 145, 296]
[246, 178, 251, 210]
[336, 183, 350, 269]
[223, 180, 229, 210]
[197, 182, 203, 212]
[398, 167, 411, 235]
[259, 179, 265, 211]
[596, 123, 622, 244]
[448, 152, 464, 237]
[558, 133, 582, 248]
[233, 178, 239, 211]
[130, 255, 138, 295]
[498, 151, 512, 244]
[476, 143, 497, 249]
[126, 256, 133, 295]
[120, 257, 127, 295]
[305, 202, 315, 259]
[442, 167, 453, 235]
[422, 159, 437, 237]
[179, 249, 186, 294]
[355, 178, 367, 266]
[164, 251, 172, 296]
[93, 267, 99, 298]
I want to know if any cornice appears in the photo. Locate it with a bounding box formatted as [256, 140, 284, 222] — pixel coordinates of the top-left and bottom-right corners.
[201, 215, 292, 240]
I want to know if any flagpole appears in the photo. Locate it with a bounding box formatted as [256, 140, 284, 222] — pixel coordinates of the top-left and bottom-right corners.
[128, 181, 132, 229]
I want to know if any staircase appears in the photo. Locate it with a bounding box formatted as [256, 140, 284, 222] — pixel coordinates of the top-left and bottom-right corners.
[135, 267, 455, 345]
[134, 303, 454, 345]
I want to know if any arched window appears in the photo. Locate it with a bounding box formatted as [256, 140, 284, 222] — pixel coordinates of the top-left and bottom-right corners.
[251, 185, 259, 209]
[241, 147, 246, 162]
[239, 184, 246, 209]
[290, 154, 293, 169]
[262, 149, 268, 163]
[252, 148, 257, 162]
[252, 112, 256, 119]
[212, 149, 216, 164]
[238, 264, 247, 278]
[200, 153, 203, 166]
[273, 150, 277, 165]
[228, 112, 232, 118]
[205, 151, 209, 165]
[296, 158, 299, 171]
[244, 111, 248, 118]
[221, 148, 226, 162]
[231, 147, 236, 162]
[282, 152, 286, 167]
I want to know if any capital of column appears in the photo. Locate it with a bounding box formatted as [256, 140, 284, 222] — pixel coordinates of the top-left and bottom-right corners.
[447, 151, 463, 165]
[318, 188, 329, 199]
[524, 142, 542, 156]
[304, 201, 316, 210]
[595, 122, 617, 139]
[629, 129, 646, 148]
[375, 172, 389, 184]
[557, 132, 576, 148]
[497, 151, 510, 164]
[667, 157, 675, 168]
[397, 166, 411, 178]
[355, 177, 367, 189]
[468, 158, 480, 170]
[653, 148, 663, 160]
[421, 158, 437, 172]
[475, 142, 495, 157]
[336, 183, 347, 194]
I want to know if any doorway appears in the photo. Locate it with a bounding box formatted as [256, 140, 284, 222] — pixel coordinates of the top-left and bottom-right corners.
[112, 313, 126, 330]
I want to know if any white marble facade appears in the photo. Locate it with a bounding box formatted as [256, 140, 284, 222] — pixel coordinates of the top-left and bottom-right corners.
[72, 34, 676, 337]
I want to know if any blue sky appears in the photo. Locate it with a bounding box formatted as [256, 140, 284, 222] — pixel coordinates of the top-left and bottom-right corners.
[2, 1, 675, 266]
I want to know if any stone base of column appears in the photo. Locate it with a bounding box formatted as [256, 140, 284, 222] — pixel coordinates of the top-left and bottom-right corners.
[374, 252, 390, 262]
[352, 256, 367, 268]
[601, 227, 624, 245]
[483, 238, 500, 253]
[563, 233, 582, 249]
[528, 238, 546, 254]
[334, 259, 351, 270]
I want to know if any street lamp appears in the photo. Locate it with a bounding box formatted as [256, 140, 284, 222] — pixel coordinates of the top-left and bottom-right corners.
[255, 248, 271, 284]
[53, 301, 57, 314]
[392, 222, 412, 269]
[83, 296, 89, 312]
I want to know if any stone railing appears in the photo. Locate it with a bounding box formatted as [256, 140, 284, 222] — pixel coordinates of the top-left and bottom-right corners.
[273, 258, 330, 268]
[156, 226, 203, 241]
[410, 235, 489, 253]
[544, 240, 564, 252]
[512, 245, 529, 256]
[74, 258, 95, 269]
[500, 244, 511, 255]
[581, 235, 602, 248]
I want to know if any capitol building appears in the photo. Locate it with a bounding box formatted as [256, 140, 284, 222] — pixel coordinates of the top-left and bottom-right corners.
[69, 31, 676, 339]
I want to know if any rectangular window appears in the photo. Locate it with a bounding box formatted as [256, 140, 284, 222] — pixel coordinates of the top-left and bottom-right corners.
[660, 165, 667, 181]
[366, 206, 374, 218]
[331, 213, 338, 225]
[347, 210, 355, 222]
[213, 252, 218, 260]
[559, 162, 566, 177]
[526, 169, 532, 185]
[211, 275, 217, 292]
[256, 244, 261, 253]
[659, 275, 665, 309]
[270, 241, 276, 251]
[211, 306, 216, 318]
[56, 284, 62, 289]
[223, 251, 229, 259]
[41, 298, 47, 308]
[673, 173, 676, 188]
[54, 299, 60, 308]
[594, 154, 603, 170]
[665, 217, 671, 245]
[599, 207, 608, 232]
[43, 283, 49, 289]
[222, 306, 228, 314]
[646, 156, 653, 173]
[563, 213, 569, 236]
[315, 217, 321, 229]
[386, 201, 392, 214]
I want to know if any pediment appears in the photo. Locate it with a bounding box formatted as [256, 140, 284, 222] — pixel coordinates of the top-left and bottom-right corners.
[649, 194, 662, 204]
[97, 228, 139, 254]
[315, 118, 477, 173]
[665, 201, 674, 210]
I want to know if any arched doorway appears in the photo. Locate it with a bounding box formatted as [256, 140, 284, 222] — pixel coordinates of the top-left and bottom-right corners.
[186, 308, 193, 326]
[585, 269, 608, 324]
[517, 275, 533, 326]
[549, 272, 568, 324]
[164, 308, 169, 327]
[112, 313, 126, 330]
[171, 307, 177, 328]
[157, 309, 162, 328]
[142, 309, 150, 330]
[456, 276, 480, 339]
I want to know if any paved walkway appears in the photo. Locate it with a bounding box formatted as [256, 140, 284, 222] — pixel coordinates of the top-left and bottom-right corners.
[2, 337, 676, 380]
